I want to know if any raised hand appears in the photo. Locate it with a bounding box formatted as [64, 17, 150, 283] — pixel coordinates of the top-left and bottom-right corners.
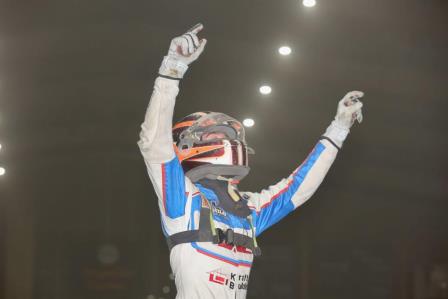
[334, 91, 364, 129]
[159, 23, 207, 79]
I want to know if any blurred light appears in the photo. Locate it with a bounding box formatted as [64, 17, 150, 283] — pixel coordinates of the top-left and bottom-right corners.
[168, 273, 175, 280]
[0, 167, 5, 176]
[97, 244, 120, 265]
[162, 286, 170, 294]
[243, 118, 255, 127]
[146, 296, 156, 299]
[278, 46, 292, 56]
[302, 0, 316, 7]
[259, 85, 272, 95]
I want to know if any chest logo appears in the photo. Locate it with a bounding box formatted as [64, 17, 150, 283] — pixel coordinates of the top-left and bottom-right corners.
[211, 202, 227, 217]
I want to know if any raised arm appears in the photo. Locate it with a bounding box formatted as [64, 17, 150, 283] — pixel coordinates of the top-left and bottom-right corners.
[138, 23, 207, 163]
[246, 91, 365, 235]
[138, 24, 207, 222]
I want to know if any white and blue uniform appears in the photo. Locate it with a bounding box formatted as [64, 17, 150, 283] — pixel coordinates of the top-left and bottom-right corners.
[139, 77, 340, 299]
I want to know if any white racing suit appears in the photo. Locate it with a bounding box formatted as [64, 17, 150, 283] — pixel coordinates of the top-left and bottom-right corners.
[138, 77, 341, 299]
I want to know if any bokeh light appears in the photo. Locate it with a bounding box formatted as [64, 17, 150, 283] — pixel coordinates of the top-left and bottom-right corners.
[243, 118, 255, 127]
[303, 0, 316, 7]
[279, 46, 292, 55]
[259, 85, 272, 95]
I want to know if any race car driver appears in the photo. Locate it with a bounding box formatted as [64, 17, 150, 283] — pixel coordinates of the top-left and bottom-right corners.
[138, 23, 364, 299]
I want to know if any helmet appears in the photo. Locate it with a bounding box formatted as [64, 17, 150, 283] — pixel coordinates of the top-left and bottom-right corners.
[172, 112, 254, 182]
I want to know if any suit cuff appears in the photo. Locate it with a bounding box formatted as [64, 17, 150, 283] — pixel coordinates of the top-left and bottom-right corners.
[322, 120, 349, 148]
[158, 56, 188, 79]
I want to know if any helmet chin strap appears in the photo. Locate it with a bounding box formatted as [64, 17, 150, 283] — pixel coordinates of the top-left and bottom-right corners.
[216, 176, 241, 202]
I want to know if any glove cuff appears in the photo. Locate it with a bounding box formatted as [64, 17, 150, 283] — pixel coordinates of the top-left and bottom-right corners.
[322, 120, 350, 148]
[159, 56, 189, 79]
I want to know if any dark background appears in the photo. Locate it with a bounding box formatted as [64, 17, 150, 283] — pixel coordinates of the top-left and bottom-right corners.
[0, 0, 447, 298]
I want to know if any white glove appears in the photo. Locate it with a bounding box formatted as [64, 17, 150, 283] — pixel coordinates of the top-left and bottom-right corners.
[323, 91, 364, 148]
[159, 23, 207, 79]
[335, 91, 364, 129]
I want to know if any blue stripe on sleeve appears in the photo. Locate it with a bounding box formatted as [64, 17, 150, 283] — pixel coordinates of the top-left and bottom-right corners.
[163, 156, 187, 218]
[255, 142, 326, 235]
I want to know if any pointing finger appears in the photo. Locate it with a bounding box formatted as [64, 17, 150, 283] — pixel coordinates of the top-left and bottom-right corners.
[189, 23, 204, 35]
[346, 90, 364, 100]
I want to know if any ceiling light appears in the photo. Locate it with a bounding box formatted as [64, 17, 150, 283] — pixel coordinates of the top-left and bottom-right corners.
[278, 46, 292, 56]
[302, 0, 316, 7]
[0, 167, 5, 176]
[243, 118, 255, 127]
[259, 85, 272, 95]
